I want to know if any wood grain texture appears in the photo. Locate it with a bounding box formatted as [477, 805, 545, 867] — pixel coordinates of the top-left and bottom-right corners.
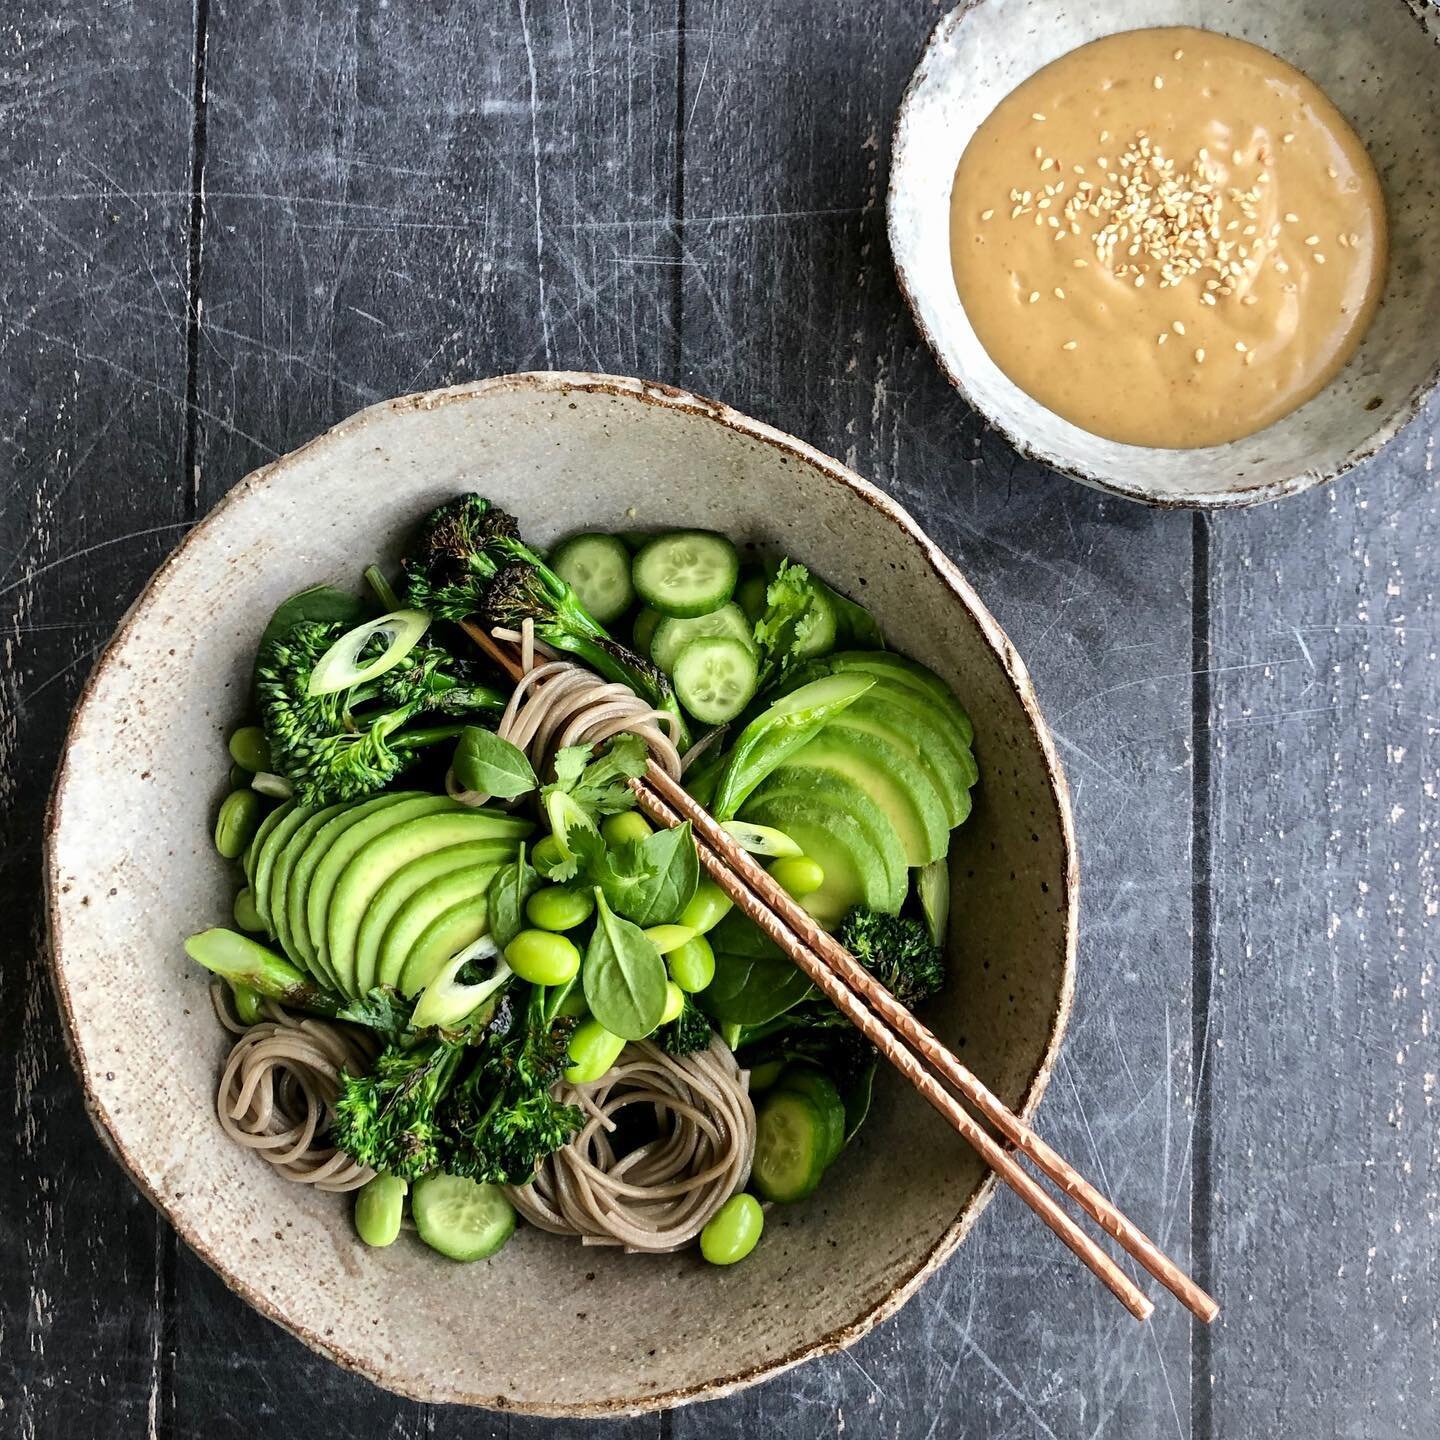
[0, 5, 194, 1437]
[0, 0, 1436, 1436]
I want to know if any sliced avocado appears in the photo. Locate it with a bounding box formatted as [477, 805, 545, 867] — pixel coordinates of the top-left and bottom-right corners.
[244, 799, 294, 893]
[301, 795, 453, 992]
[267, 801, 347, 967]
[284, 792, 423, 989]
[327, 810, 530, 998]
[782, 725, 948, 866]
[354, 839, 518, 998]
[250, 802, 308, 935]
[824, 651, 974, 746]
[742, 790, 901, 928]
[753, 766, 908, 905]
[843, 695, 974, 829]
[380, 864, 500, 991]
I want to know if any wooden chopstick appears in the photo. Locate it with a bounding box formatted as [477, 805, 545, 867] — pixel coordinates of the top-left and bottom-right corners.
[461, 621, 1213, 1323]
[647, 765, 1218, 1325]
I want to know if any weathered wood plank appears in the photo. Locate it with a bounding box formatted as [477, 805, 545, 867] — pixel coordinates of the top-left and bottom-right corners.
[176, 1, 678, 1433]
[1204, 406, 1440, 1438]
[672, 4, 1199, 1435]
[0, 3, 195, 1435]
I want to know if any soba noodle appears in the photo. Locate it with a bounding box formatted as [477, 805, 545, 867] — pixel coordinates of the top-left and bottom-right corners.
[211, 981, 378, 1192]
[506, 1037, 757, 1253]
[448, 620, 683, 803]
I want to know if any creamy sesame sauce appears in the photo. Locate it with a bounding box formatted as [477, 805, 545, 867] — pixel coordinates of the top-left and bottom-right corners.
[948, 27, 1387, 448]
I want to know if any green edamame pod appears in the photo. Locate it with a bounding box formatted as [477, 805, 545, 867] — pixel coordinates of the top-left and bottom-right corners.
[214, 789, 263, 860]
[232, 887, 264, 933]
[227, 725, 272, 773]
[354, 1173, 407, 1248]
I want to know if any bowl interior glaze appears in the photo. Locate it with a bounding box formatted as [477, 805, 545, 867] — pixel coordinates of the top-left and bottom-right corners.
[46, 373, 1075, 1415]
[889, 0, 1440, 506]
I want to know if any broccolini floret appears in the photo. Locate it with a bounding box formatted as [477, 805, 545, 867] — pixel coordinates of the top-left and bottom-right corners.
[256, 620, 503, 806]
[658, 995, 714, 1056]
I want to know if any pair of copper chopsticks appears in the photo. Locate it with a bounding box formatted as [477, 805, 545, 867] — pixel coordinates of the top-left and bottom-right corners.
[464, 622, 1216, 1324]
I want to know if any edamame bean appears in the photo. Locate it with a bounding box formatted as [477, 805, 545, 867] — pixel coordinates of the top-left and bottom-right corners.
[228, 762, 250, 789]
[679, 877, 733, 935]
[700, 1193, 764, 1265]
[601, 811, 652, 848]
[505, 929, 581, 986]
[354, 1173, 407, 1248]
[565, 1018, 627, 1083]
[531, 834, 566, 876]
[642, 924, 696, 956]
[229, 981, 265, 1025]
[525, 885, 594, 932]
[768, 855, 825, 899]
[660, 980, 685, 1025]
[227, 725, 272, 773]
[667, 934, 715, 993]
[214, 789, 262, 860]
[232, 887, 263, 933]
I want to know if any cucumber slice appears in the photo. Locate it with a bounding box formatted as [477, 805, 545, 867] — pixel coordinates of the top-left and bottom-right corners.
[751, 1090, 828, 1202]
[632, 605, 663, 658]
[411, 1173, 516, 1261]
[672, 636, 759, 724]
[632, 531, 739, 618]
[776, 1065, 846, 1168]
[735, 569, 770, 625]
[551, 533, 634, 625]
[649, 603, 753, 674]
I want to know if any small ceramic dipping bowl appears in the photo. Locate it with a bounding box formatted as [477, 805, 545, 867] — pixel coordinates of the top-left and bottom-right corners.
[888, 0, 1440, 508]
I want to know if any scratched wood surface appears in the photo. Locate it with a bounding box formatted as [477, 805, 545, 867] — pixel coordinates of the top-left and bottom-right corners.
[0, 2, 1434, 1438]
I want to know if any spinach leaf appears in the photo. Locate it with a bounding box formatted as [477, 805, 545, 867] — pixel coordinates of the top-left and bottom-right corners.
[696, 949, 814, 1026]
[256, 584, 368, 660]
[582, 890, 668, 1040]
[452, 727, 537, 799]
[487, 846, 540, 950]
[598, 821, 699, 927]
[820, 580, 884, 650]
[711, 671, 875, 818]
[336, 985, 413, 1041]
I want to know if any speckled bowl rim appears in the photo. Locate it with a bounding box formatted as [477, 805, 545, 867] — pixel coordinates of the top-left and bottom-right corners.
[887, 0, 1440, 510]
[42, 371, 1079, 1415]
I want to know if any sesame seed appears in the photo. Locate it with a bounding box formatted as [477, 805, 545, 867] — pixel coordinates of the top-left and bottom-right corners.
[1173, 320, 1186, 335]
[1338, 232, 1349, 248]
[1195, 347, 1206, 363]
[1350, 232, 1360, 246]
[1314, 253, 1326, 264]
[1244, 351, 1255, 365]
[1062, 340, 1078, 350]
[1202, 292, 1217, 305]
[1284, 212, 1299, 223]
[1054, 287, 1066, 299]
[1243, 294, 1258, 305]
[1154, 75, 1164, 89]
[1032, 112, 1046, 121]
[1158, 332, 1169, 344]
[1235, 341, 1248, 352]
[1328, 166, 1339, 179]
[1029, 291, 1040, 304]
[1282, 133, 1295, 144]
[981, 209, 994, 220]
[1231, 149, 1244, 165]
[1099, 130, 1110, 143]
[1305, 235, 1320, 246]
[1173, 48, 1184, 60]
[1073, 258, 1088, 268]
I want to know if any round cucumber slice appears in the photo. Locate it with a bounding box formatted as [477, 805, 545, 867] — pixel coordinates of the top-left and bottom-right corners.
[751, 1090, 828, 1203]
[411, 1173, 516, 1261]
[632, 531, 739, 618]
[632, 605, 663, 658]
[551, 533, 634, 624]
[649, 603, 753, 674]
[776, 1065, 846, 1167]
[672, 635, 759, 724]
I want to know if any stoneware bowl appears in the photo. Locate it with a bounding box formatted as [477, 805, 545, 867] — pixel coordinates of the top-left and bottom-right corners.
[45, 372, 1077, 1415]
[888, 0, 1440, 507]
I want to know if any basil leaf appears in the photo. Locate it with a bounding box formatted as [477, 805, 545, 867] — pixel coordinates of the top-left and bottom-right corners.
[487, 846, 540, 950]
[695, 948, 814, 1026]
[599, 822, 699, 927]
[582, 890, 668, 1040]
[452, 727, 537, 799]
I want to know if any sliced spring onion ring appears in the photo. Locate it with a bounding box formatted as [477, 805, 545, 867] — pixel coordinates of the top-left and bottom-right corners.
[720, 820, 803, 858]
[306, 609, 430, 697]
[411, 937, 509, 1031]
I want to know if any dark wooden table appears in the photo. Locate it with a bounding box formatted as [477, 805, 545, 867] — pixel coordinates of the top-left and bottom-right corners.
[2, 3, 1435, 1436]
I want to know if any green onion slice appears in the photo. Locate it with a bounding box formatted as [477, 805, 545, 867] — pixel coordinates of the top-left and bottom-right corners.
[720, 820, 803, 858]
[306, 609, 430, 697]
